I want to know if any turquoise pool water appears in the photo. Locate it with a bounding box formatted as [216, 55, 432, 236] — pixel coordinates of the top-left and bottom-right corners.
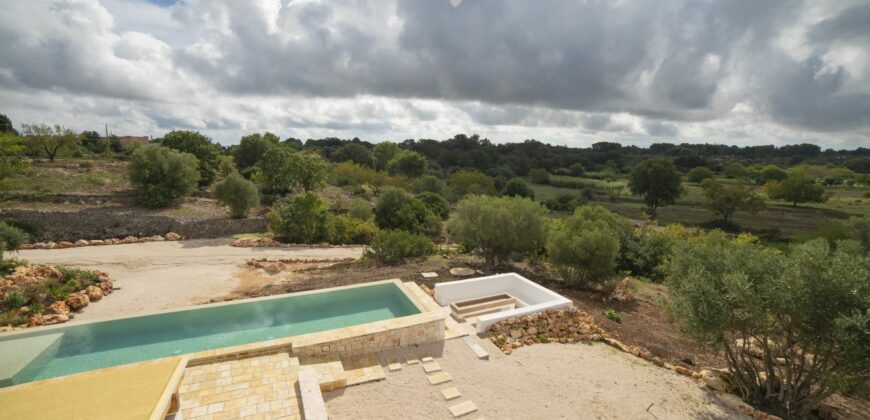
[0, 282, 419, 387]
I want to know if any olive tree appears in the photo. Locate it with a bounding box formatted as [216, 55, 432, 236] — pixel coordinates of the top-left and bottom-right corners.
[128, 146, 200, 208]
[448, 195, 548, 267]
[628, 159, 683, 217]
[267, 192, 331, 243]
[20, 124, 80, 161]
[255, 150, 328, 195]
[701, 180, 765, 223]
[546, 205, 632, 287]
[666, 236, 869, 418]
[213, 172, 260, 218]
[766, 174, 826, 207]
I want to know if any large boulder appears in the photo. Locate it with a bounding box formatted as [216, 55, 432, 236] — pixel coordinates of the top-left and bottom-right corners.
[34, 266, 62, 280]
[164, 232, 182, 241]
[74, 239, 89, 247]
[44, 241, 57, 249]
[48, 301, 70, 315]
[28, 315, 45, 327]
[84, 285, 103, 301]
[88, 239, 105, 246]
[65, 292, 90, 310]
[98, 280, 114, 293]
[699, 368, 734, 393]
[56, 241, 75, 249]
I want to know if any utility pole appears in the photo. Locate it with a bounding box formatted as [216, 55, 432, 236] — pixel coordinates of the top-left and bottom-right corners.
[105, 124, 110, 158]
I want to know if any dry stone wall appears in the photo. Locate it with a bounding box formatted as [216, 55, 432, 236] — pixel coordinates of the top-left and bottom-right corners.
[0, 208, 267, 242]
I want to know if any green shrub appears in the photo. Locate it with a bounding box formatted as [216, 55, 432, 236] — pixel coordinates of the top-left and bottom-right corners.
[160, 130, 221, 187]
[568, 163, 586, 177]
[447, 170, 497, 199]
[0, 222, 28, 256]
[686, 167, 714, 183]
[413, 175, 446, 195]
[547, 206, 632, 287]
[602, 308, 622, 323]
[214, 172, 260, 218]
[416, 192, 450, 220]
[348, 199, 373, 221]
[387, 150, 427, 178]
[329, 215, 377, 244]
[448, 195, 548, 266]
[503, 178, 534, 199]
[129, 146, 200, 208]
[374, 188, 441, 235]
[57, 266, 98, 286]
[529, 168, 550, 184]
[1, 290, 28, 310]
[0, 257, 26, 276]
[666, 237, 869, 417]
[267, 193, 332, 243]
[363, 230, 435, 265]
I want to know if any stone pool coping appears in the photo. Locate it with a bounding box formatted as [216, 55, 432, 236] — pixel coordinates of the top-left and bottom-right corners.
[0, 279, 446, 418]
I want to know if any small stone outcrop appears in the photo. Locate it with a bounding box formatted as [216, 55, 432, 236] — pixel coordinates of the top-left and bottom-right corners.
[48, 301, 70, 315]
[74, 239, 89, 247]
[84, 285, 103, 301]
[164, 232, 182, 241]
[65, 292, 90, 310]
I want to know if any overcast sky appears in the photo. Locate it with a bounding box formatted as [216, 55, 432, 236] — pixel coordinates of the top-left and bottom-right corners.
[1, 0, 869, 149]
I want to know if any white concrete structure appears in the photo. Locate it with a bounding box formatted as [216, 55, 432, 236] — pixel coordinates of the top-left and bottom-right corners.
[434, 273, 573, 333]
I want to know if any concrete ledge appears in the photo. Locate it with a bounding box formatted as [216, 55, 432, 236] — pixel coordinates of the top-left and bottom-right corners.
[298, 367, 329, 420]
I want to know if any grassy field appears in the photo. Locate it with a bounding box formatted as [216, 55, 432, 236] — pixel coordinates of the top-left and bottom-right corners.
[529, 175, 868, 239]
[0, 159, 131, 195]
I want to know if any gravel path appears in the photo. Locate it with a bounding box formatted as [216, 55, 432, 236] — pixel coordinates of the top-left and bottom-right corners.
[326, 339, 749, 420]
[13, 239, 363, 322]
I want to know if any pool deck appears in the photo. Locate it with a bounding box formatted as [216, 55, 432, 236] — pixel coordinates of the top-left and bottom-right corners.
[0, 356, 186, 420]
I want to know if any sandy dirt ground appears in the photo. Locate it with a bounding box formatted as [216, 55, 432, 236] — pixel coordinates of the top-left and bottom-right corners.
[13, 239, 363, 322]
[325, 339, 749, 420]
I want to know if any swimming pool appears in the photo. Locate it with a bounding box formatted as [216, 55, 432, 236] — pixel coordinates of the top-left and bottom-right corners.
[0, 282, 421, 387]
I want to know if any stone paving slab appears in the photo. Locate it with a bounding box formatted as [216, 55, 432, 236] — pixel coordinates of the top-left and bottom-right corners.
[421, 356, 434, 363]
[178, 353, 301, 420]
[423, 362, 442, 373]
[388, 362, 402, 372]
[427, 372, 452, 385]
[441, 387, 461, 401]
[449, 400, 478, 418]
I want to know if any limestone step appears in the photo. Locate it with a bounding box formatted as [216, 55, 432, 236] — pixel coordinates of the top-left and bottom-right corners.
[462, 335, 490, 360]
[441, 387, 461, 401]
[298, 367, 328, 420]
[427, 372, 452, 385]
[299, 355, 347, 391]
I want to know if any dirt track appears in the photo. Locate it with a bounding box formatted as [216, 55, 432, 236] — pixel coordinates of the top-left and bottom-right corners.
[14, 239, 363, 322]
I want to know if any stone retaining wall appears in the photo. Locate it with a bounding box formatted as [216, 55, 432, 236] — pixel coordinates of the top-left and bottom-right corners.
[0, 208, 267, 242]
[292, 312, 445, 358]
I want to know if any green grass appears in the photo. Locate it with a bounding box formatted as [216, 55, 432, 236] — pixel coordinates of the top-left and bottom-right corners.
[0, 159, 131, 195]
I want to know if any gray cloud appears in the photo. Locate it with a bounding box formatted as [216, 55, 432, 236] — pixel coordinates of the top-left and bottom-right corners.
[0, 0, 868, 148]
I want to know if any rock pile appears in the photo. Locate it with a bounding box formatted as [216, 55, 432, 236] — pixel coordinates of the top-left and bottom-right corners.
[246, 257, 357, 271]
[22, 232, 183, 250]
[231, 238, 359, 248]
[609, 277, 633, 303]
[0, 265, 115, 329]
[487, 308, 608, 355]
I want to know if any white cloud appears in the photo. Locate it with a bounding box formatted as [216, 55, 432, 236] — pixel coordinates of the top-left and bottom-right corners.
[0, 0, 867, 149]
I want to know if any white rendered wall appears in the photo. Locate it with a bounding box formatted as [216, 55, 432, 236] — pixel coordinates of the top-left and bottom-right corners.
[433, 273, 573, 333]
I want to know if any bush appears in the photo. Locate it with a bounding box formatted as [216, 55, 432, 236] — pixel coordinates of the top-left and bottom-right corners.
[529, 168, 550, 184]
[0, 222, 28, 255]
[602, 308, 621, 323]
[686, 166, 714, 183]
[447, 170, 498, 199]
[413, 175, 446, 196]
[363, 230, 435, 265]
[448, 195, 548, 266]
[329, 214, 377, 244]
[213, 172, 260, 218]
[348, 199, 373, 221]
[547, 206, 632, 287]
[1, 290, 27, 311]
[666, 237, 869, 418]
[374, 188, 441, 235]
[723, 162, 747, 179]
[255, 150, 328, 195]
[503, 178, 534, 199]
[160, 130, 221, 187]
[568, 163, 586, 177]
[416, 192, 450, 220]
[267, 193, 332, 243]
[542, 192, 590, 212]
[129, 146, 200, 208]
